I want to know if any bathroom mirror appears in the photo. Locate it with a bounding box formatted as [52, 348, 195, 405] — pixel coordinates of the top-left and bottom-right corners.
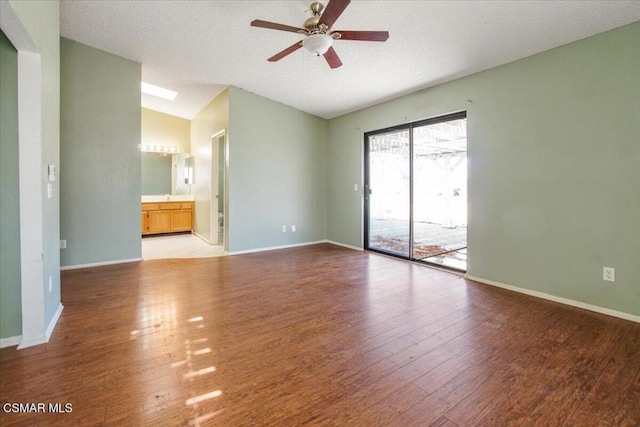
[184, 155, 194, 185]
[141, 152, 193, 195]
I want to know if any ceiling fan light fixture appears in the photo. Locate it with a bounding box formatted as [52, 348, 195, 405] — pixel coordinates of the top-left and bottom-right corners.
[302, 33, 333, 55]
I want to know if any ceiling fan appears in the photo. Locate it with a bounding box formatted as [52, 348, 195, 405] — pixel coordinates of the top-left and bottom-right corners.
[250, 0, 389, 69]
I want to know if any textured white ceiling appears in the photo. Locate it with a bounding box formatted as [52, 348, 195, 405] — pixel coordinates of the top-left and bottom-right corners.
[60, 1, 640, 120]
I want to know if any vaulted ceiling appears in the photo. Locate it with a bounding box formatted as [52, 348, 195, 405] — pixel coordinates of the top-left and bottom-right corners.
[60, 1, 640, 120]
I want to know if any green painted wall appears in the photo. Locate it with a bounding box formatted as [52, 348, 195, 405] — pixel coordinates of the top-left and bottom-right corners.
[327, 22, 640, 316]
[60, 38, 141, 266]
[0, 30, 21, 339]
[141, 153, 171, 195]
[228, 87, 327, 252]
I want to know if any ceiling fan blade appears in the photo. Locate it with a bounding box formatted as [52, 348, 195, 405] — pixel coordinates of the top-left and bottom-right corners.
[251, 20, 306, 34]
[268, 41, 303, 62]
[323, 47, 343, 69]
[319, 0, 351, 29]
[334, 30, 389, 42]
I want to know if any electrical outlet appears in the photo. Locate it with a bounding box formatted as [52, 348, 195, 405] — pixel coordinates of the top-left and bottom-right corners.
[291, 225, 296, 232]
[603, 267, 615, 282]
[60, 240, 67, 249]
[48, 276, 53, 293]
[282, 225, 287, 232]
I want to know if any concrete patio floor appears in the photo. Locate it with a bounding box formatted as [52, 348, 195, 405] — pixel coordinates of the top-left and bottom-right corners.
[369, 219, 467, 271]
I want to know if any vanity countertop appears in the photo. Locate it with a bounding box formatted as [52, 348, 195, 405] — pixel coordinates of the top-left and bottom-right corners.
[141, 195, 195, 203]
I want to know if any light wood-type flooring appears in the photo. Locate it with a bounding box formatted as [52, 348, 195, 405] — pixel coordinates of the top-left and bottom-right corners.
[1, 243, 639, 426]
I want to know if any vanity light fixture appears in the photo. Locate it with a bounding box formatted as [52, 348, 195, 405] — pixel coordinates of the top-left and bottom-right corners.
[140, 144, 177, 154]
[141, 82, 177, 101]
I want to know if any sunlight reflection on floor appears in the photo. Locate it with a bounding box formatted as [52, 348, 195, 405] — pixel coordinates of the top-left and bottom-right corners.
[168, 314, 225, 426]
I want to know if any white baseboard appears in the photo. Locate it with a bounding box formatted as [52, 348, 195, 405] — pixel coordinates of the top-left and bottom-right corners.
[15, 303, 65, 350]
[61, 257, 142, 271]
[0, 335, 22, 349]
[228, 240, 327, 256]
[465, 274, 640, 323]
[325, 240, 363, 251]
[193, 232, 212, 245]
[17, 334, 46, 349]
[45, 303, 64, 341]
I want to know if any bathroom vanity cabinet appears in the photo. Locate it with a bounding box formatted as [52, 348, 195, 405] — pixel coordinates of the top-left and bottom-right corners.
[141, 201, 194, 235]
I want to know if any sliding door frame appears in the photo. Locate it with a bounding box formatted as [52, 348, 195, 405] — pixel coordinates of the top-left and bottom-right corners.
[364, 111, 467, 267]
[364, 123, 413, 258]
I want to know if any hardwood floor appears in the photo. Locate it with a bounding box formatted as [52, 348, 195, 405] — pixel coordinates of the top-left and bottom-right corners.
[1, 243, 638, 426]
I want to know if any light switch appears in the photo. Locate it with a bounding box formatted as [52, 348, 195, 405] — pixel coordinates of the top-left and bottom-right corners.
[47, 183, 53, 199]
[48, 164, 56, 181]
[354, 184, 358, 191]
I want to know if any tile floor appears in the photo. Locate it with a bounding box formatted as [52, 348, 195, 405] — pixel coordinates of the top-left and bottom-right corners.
[141, 233, 225, 260]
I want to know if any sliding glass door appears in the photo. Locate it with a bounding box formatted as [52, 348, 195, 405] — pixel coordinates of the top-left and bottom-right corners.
[412, 117, 468, 270]
[365, 128, 411, 257]
[364, 112, 468, 271]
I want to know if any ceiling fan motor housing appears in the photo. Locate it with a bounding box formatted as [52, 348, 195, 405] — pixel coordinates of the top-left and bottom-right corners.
[304, 16, 322, 33]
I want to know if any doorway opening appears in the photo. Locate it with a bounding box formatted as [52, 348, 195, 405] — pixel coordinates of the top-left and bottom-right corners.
[364, 112, 467, 271]
[210, 130, 226, 248]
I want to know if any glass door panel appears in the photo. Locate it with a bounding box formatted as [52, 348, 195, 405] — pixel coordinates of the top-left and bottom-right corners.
[366, 129, 410, 257]
[412, 118, 467, 270]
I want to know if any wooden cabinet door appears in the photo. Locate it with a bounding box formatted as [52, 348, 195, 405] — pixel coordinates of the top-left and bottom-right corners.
[171, 210, 192, 232]
[141, 212, 148, 234]
[148, 210, 171, 233]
